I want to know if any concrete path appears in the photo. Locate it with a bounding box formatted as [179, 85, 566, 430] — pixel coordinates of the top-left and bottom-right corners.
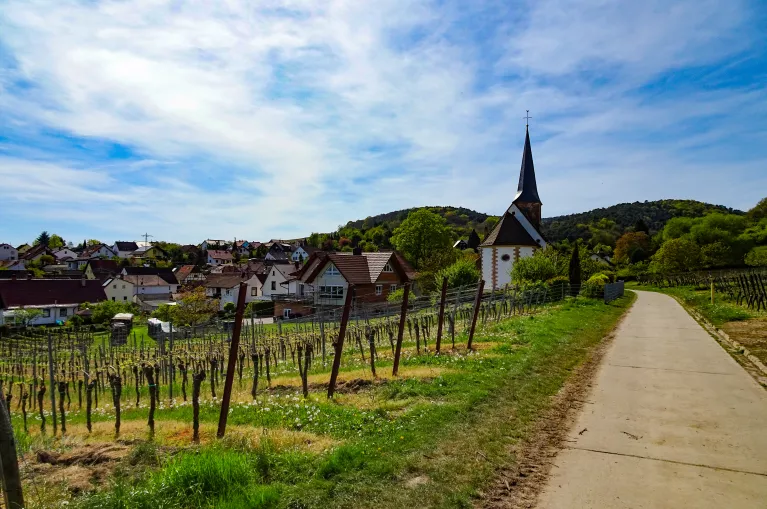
[536, 290, 767, 509]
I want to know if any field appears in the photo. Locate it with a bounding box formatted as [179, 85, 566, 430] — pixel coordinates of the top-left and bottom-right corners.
[3, 292, 634, 509]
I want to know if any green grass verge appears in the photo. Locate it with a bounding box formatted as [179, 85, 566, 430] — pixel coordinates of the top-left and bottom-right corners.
[73, 294, 634, 509]
[626, 283, 755, 326]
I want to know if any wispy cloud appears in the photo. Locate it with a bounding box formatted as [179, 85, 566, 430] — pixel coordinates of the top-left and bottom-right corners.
[0, 0, 765, 244]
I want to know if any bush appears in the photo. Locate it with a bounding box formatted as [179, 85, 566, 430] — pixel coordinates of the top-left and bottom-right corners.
[434, 257, 480, 289]
[745, 246, 767, 267]
[387, 288, 404, 303]
[599, 270, 616, 283]
[581, 274, 608, 298]
[511, 248, 562, 285]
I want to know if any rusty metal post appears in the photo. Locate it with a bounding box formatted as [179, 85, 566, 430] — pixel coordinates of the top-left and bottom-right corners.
[328, 286, 354, 398]
[216, 282, 248, 439]
[392, 284, 411, 376]
[435, 277, 448, 354]
[467, 279, 485, 351]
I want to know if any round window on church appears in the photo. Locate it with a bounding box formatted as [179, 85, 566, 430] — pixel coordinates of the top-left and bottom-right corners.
[501, 254, 511, 262]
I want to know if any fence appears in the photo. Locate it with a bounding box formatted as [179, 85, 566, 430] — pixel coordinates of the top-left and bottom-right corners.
[604, 281, 625, 304]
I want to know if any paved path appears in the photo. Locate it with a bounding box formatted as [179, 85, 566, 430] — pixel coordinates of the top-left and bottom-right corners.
[536, 290, 767, 509]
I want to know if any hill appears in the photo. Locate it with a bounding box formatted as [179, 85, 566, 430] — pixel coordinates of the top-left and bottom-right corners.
[335, 199, 741, 247]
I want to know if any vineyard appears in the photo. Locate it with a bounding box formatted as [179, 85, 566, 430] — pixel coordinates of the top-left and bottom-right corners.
[0, 279, 620, 508]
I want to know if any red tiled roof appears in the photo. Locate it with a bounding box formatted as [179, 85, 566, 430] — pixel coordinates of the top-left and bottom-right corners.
[208, 250, 233, 260]
[0, 279, 107, 308]
[298, 251, 414, 285]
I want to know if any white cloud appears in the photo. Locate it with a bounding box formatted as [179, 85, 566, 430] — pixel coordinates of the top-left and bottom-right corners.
[0, 0, 764, 245]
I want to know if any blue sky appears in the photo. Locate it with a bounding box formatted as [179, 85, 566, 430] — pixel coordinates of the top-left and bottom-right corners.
[1, 0, 766, 246]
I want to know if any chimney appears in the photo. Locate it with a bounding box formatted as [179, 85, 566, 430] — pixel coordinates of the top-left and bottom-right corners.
[353, 247, 362, 256]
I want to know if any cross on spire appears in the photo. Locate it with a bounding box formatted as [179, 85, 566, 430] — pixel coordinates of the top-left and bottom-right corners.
[523, 110, 532, 128]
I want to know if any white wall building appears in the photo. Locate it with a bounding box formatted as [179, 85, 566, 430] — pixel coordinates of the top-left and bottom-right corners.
[260, 264, 296, 298]
[103, 277, 136, 303]
[0, 244, 19, 261]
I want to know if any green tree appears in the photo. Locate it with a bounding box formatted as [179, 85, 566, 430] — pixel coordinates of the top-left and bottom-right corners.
[39, 254, 55, 266]
[34, 231, 51, 247]
[152, 304, 177, 322]
[650, 238, 702, 273]
[569, 244, 581, 285]
[435, 257, 480, 289]
[745, 246, 767, 267]
[12, 308, 44, 327]
[512, 249, 561, 284]
[391, 209, 452, 269]
[87, 239, 102, 246]
[614, 232, 650, 264]
[49, 234, 65, 249]
[746, 197, 767, 222]
[82, 300, 137, 324]
[173, 287, 218, 326]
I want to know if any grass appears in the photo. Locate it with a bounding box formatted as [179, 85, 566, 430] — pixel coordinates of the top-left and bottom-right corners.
[22, 294, 634, 509]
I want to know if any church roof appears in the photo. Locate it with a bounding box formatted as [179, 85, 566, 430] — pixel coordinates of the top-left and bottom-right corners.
[480, 211, 541, 247]
[513, 127, 541, 204]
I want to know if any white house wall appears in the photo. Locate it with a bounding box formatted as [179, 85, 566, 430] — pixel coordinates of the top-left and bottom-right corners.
[104, 280, 135, 303]
[481, 245, 537, 290]
[313, 264, 349, 305]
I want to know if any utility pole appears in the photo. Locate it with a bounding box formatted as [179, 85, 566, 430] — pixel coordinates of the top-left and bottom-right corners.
[141, 233, 153, 245]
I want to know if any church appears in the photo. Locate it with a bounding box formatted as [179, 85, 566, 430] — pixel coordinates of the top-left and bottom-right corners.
[479, 126, 547, 290]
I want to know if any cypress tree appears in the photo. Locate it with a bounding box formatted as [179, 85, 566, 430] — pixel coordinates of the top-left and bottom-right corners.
[569, 244, 581, 294]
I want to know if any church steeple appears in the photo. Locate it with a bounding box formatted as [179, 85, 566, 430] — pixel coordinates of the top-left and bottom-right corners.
[512, 126, 542, 228]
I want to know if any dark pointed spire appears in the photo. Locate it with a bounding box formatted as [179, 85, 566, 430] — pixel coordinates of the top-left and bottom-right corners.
[513, 126, 541, 204]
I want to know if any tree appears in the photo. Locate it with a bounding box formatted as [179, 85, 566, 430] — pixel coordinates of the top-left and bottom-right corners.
[569, 244, 581, 285]
[34, 231, 51, 247]
[512, 249, 561, 284]
[87, 239, 102, 246]
[82, 301, 137, 324]
[12, 308, 44, 327]
[650, 238, 702, 273]
[745, 246, 767, 267]
[152, 304, 177, 322]
[173, 287, 219, 326]
[614, 232, 650, 264]
[435, 257, 480, 289]
[47, 234, 65, 249]
[634, 219, 650, 234]
[391, 209, 452, 269]
[746, 197, 767, 222]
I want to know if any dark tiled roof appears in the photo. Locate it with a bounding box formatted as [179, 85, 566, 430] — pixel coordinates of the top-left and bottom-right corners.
[114, 241, 138, 251]
[122, 267, 179, 285]
[208, 250, 233, 260]
[480, 212, 541, 247]
[203, 274, 247, 289]
[298, 251, 415, 285]
[21, 244, 52, 260]
[0, 279, 107, 308]
[513, 127, 541, 205]
[174, 265, 196, 281]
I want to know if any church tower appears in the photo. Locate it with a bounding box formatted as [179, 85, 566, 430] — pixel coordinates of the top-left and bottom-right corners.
[479, 125, 547, 290]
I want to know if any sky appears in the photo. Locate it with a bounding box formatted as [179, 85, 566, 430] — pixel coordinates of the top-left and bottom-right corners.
[1, 0, 766, 246]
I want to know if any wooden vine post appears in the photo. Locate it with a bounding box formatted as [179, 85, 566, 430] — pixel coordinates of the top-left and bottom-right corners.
[217, 282, 248, 439]
[392, 284, 411, 376]
[435, 277, 448, 354]
[328, 286, 354, 398]
[0, 391, 24, 509]
[467, 279, 485, 351]
[47, 332, 57, 436]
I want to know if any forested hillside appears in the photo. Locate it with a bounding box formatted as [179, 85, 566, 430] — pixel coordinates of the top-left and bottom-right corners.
[541, 200, 742, 243]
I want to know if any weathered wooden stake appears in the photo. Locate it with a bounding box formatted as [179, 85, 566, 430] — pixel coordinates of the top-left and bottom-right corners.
[392, 284, 411, 376]
[0, 393, 24, 509]
[217, 282, 248, 439]
[328, 286, 354, 398]
[467, 279, 485, 351]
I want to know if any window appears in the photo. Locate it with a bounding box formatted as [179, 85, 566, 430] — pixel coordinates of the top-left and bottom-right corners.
[299, 284, 305, 296]
[375, 285, 382, 296]
[122, 285, 126, 289]
[271, 281, 276, 291]
[60, 308, 68, 317]
[501, 254, 511, 262]
[325, 264, 340, 276]
[123, 296, 128, 301]
[283, 308, 292, 318]
[225, 289, 231, 295]
[390, 284, 397, 293]
[251, 288, 257, 296]
[318, 285, 344, 299]
[112, 297, 116, 301]
[383, 262, 393, 273]
[42, 309, 51, 318]
[113, 284, 117, 289]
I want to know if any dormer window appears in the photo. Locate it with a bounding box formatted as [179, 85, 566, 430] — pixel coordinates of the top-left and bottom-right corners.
[326, 264, 340, 276]
[383, 263, 393, 273]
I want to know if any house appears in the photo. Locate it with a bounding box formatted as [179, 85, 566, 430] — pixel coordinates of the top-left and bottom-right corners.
[200, 239, 229, 251]
[121, 267, 179, 291]
[203, 273, 262, 310]
[233, 240, 252, 256]
[16, 244, 32, 256]
[479, 126, 547, 290]
[288, 249, 415, 314]
[66, 258, 91, 270]
[590, 254, 613, 266]
[0, 243, 19, 261]
[112, 241, 139, 258]
[83, 259, 120, 282]
[81, 243, 117, 259]
[207, 250, 233, 266]
[453, 240, 468, 250]
[103, 276, 135, 303]
[0, 278, 107, 326]
[291, 245, 319, 263]
[52, 248, 78, 261]
[261, 263, 297, 299]
[130, 245, 167, 260]
[0, 260, 27, 271]
[21, 244, 54, 262]
[174, 265, 205, 284]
